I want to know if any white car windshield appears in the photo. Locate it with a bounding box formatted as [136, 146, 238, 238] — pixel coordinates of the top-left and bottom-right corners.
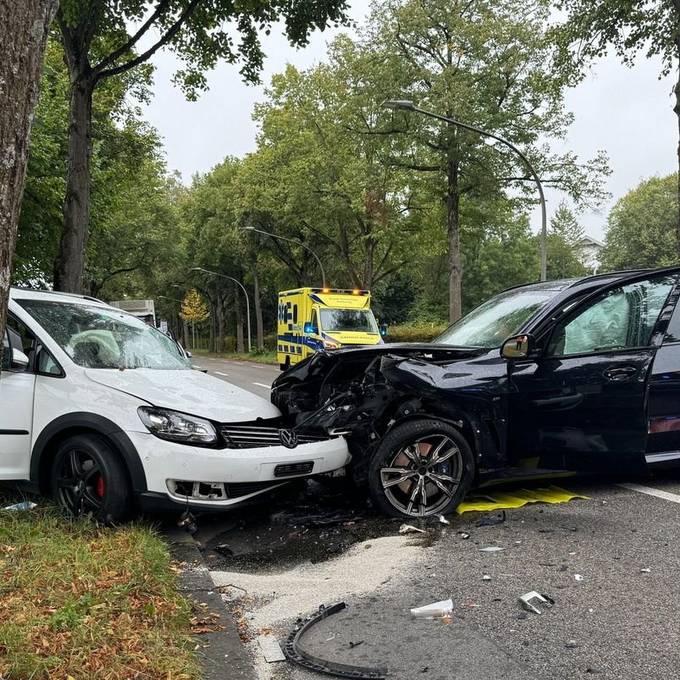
[19, 299, 190, 370]
[320, 309, 379, 333]
[434, 287, 559, 348]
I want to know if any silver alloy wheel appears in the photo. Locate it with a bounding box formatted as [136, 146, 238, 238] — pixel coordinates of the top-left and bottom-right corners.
[379, 434, 463, 517]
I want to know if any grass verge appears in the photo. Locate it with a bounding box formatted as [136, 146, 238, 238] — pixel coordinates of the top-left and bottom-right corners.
[0, 503, 199, 680]
[192, 348, 278, 366]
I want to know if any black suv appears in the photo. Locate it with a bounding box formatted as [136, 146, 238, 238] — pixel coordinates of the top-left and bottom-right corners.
[272, 268, 680, 518]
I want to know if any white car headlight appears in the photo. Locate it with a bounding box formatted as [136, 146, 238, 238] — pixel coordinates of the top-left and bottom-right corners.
[138, 406, 218, 445]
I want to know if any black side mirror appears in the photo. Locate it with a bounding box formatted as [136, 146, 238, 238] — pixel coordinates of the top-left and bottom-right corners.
[500, 334, 536, 361]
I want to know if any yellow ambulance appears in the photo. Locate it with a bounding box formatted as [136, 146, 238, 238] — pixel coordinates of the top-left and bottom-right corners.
[277, 288, 385, 369]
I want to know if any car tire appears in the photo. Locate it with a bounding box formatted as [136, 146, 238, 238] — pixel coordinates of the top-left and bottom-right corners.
[368, 418, 475, 518]
[50, 434, 132, 524]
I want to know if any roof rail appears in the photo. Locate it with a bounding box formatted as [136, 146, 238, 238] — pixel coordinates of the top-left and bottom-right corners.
[11, 287, 106, 305]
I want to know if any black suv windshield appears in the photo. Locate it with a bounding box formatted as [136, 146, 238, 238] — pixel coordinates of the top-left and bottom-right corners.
[19, 299, 190, 370]
[434, 287, 558, 348]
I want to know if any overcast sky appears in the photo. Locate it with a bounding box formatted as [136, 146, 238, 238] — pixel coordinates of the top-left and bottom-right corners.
[140, 2, 677, 241]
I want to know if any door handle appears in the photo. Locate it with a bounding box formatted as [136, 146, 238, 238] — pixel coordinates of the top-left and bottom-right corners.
[603, 365, 637, 382]
[531, 393, 583, 409]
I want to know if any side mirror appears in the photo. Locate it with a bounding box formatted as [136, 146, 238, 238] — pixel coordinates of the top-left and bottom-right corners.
[379, 323, 388, 337]
[11, 348, 30, 370]
[500, 334, 535, 361]
[304, 322, 317, 334]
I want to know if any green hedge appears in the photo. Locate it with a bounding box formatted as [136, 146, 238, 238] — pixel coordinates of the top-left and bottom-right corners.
[386, 323, 448, 343]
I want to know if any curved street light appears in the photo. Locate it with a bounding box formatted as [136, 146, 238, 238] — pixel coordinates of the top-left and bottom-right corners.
[383, 99, 548, 282]
[243, 226, 327, 288]
[190, 267, 252, 353]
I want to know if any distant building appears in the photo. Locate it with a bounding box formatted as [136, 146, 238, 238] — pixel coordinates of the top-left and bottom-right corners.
[576, 235, 604, 274]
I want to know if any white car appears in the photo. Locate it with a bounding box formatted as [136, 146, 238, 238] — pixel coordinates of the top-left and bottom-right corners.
[0, 288, 350, 522]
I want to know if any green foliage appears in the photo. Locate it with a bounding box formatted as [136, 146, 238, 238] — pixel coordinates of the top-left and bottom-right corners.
[601, 174, 679, 270]
[546, 201, 587, 280]
[181, 289, 210, 323]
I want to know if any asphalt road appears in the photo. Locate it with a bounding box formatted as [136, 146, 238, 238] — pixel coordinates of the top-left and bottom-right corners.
[191, 355, 280, 399]
[187, 354, 680, 680]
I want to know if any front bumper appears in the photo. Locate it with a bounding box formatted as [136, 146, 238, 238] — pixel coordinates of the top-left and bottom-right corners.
[127, 430, 351, 509]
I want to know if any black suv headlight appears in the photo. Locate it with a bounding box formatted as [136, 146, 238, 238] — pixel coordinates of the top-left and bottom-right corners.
[138, 406, 218, 445]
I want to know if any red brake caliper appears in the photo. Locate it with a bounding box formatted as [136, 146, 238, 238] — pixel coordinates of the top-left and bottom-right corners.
[96, 476, 106, 498]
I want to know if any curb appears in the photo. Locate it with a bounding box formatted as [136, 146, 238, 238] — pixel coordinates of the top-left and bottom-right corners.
[165, 528, 255, 680]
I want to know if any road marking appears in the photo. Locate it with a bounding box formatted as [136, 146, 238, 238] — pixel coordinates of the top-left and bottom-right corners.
[618, 482, 680, 504]
[215, 371, 229, 377]
[253, 382, 271, 389]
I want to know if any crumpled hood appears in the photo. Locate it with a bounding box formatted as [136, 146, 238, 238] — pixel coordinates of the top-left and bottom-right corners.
[85, 368, 280, 422]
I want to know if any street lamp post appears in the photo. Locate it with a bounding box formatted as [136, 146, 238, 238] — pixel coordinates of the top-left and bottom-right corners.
[243, 226, 327, 288]
[190, 267, 252, 353]
[383, 99, 548, 282]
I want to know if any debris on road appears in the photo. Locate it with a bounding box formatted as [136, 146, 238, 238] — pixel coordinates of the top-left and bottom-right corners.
[479, 546, 504, 553]
[565, 640, 578, 649]
[438, 515, 450, 525]
[410, 598, 454, 620]
[284, 603, 387, 679]
[457, 531, 471, 539]
[518, 591, 555, 615]
[399, 524, 426, 535]
[2, 501, 37, 511]
[482, 574, 492, 581]
[476, 511, 506, 527]
[640, 568, 651, 573]
[574, 574, 584, 582]
[349, 640, 365, 649]
[258, 635, 286, 663]
[456, 486, 589, 514]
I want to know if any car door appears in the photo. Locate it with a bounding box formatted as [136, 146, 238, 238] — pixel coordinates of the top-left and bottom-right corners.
[0, 317, 37, 479]
[508, 273, 677, 473]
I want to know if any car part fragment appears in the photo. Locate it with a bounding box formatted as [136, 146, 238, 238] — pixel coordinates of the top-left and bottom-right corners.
[284, 602, 387, 679]
[518, 591, 554, 614]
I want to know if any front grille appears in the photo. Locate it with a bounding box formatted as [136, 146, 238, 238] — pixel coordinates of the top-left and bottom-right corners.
[220, 421, 331, 449]
[274, 462, 315, 477]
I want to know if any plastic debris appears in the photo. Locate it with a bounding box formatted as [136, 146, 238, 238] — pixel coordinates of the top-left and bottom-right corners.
[438, 514, 450, 525]
[410, 598, 454, 620]
[258, 635, 286, 663]
[479, 546, 504, 553]
[518, 591, 555, 615]
[565, 640, 578, 649]
[2, 501, 37, 511]
[349, 641, 365, 649]
[574, 574, 584, 582]
[476, 511, 506, 527]
[457, 531, 470, 539]
[457, 486, 589, 514]
[640, 568, 651, 574]
[399, 524, 426, 535]
[482, 574, 492, 581]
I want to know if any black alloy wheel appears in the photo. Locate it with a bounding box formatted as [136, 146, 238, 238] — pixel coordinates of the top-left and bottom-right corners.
[368, 418, 475, 518]
[50, 434, 131, 523]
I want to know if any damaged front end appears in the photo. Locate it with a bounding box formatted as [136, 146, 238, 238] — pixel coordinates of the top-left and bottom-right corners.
[271, 344, 508, 485]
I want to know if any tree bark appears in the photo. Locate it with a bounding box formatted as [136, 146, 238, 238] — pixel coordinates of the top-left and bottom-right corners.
[446, 158, 462, 322]
[252, 264, 265, 350]
[234, 290, 245, 353]
[215, 290, 225, 353]
[0, 0, 58, 361]
[54, 76, 93, 292]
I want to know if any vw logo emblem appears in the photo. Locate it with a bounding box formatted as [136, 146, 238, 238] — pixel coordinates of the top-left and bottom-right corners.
[278, 428, 298, 449]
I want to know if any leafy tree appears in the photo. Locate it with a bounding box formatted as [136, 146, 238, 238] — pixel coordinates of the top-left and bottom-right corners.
[546, 201, 587, 279]
[53, 0, 350, 293]
[601, 174, 678, 270]
[553, 0, 680, 253]
[0, 0, 57, 360]
[181, 289, 209, 322]
[373, 0, 609, 321]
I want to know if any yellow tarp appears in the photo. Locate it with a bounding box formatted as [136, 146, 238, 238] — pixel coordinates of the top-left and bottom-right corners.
[456, 485, 589, 514]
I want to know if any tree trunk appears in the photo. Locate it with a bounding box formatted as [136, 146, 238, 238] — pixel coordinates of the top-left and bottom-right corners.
[0, 0, 57, 361]
[183, 318, 190, 350]
[235, 291, 245, 353]
[54, 76, 93, 292]
[253, 266, 265, 350]
[215, 292, 225, 353]
[446, 158, 462, 322]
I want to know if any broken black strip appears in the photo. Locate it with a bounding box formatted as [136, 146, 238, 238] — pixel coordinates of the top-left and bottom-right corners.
[284, 602, 387, 680]
[0, 430, 29, 435]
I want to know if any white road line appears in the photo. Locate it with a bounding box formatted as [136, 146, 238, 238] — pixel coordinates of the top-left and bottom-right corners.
[215, 371, 229, 377]
[617, 482, 680, 504]
[252, 382, 271, 389]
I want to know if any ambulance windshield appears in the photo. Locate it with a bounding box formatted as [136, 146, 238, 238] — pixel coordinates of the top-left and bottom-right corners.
[320, 309, 379, 334]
